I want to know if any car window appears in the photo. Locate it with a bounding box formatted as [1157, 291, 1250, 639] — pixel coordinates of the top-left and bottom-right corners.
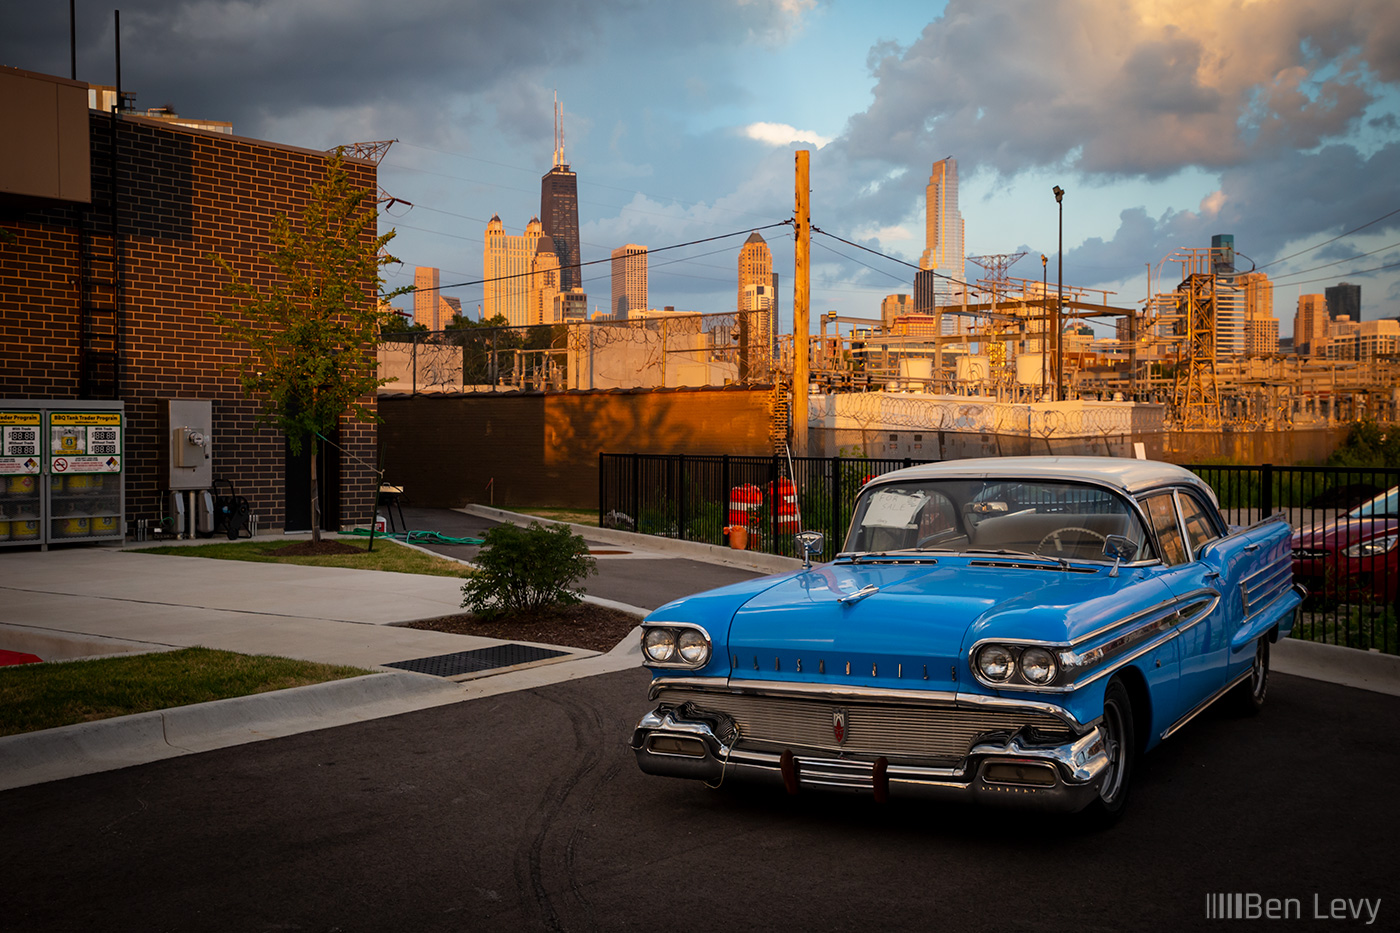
[1350, 488, 1400, 520]
[844, 479, 1150, 560]
[1143, 493, 1188, 566]
[1176, 491, 1220, 559]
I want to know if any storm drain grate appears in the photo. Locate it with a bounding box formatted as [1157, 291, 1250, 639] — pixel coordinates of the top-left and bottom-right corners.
[386, 643, 569, 678]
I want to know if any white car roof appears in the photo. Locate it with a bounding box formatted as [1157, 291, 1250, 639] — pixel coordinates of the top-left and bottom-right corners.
[869, 456, 1219, 506]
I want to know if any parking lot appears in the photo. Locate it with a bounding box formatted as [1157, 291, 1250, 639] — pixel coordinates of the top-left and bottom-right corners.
[3, 667, 1395, 932]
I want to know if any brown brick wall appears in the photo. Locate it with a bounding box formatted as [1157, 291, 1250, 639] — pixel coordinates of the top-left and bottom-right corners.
[379, 387, 775, 509]
[0, 113, 378, 533]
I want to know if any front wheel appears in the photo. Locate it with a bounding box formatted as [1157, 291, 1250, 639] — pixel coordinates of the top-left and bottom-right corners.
[1228, 637, 1270, 715]
[1085, 678, 1135, 825]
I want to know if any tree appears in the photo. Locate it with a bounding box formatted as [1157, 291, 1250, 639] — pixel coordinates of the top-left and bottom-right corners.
[211, 152, 408, 543]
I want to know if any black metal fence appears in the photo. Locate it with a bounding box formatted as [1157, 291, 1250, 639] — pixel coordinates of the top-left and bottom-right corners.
[599, 453, 1399, 654]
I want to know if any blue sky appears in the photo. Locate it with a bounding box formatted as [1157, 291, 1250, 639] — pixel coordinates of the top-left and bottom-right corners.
[5, 0, 1399, 337]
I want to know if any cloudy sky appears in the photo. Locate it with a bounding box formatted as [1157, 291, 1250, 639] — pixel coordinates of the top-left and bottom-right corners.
[5, 0, 1400, 337]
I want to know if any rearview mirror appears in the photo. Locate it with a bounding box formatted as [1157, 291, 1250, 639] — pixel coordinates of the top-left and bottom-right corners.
[1102, 534, 1137, 563]
[794, 531, 825, 569]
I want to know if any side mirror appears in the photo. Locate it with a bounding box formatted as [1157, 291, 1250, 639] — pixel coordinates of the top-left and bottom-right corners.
[1102, 534, 1137, 563]
[794, 531, 825, 569]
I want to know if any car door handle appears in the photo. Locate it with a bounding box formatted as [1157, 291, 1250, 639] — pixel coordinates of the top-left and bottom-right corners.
[839, 584, 880, 605]
[1243, 543, 1260, 552]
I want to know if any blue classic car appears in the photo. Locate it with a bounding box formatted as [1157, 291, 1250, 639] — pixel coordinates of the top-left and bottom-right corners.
[631, 457, 1302, 821]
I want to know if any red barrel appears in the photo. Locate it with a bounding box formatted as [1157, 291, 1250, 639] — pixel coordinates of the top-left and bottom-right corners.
[770, 478, 800, 535]
[728, 484, 762, 528]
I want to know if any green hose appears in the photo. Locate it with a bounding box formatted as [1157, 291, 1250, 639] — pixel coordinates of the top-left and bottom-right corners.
[339, 528, 485, 546]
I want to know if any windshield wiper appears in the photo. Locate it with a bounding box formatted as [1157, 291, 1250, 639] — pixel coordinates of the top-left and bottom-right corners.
[838, 549, 940, 564]
[961, 547, 1040, 558]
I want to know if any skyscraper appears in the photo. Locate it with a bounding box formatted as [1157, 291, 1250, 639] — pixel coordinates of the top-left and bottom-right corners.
[540, 95, 581, 292]
[482, 215, 543, 326]
[1239, 271, 1278, 356]
[1294, 294, 1329, 357]
[919, 158, 965, 306]
[529, 236, 562, 325]
[413, 266, 441, 330]
[611, 244, 648, 319]
[738, 231, 777, 357]
[1326, 282, 1361, 321]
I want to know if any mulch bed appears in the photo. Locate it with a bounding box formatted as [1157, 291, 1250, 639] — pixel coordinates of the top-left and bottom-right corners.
[401, 603, 643, 653]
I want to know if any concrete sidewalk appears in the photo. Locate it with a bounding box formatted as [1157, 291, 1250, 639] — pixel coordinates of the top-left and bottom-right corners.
[0, 511, 794, 791]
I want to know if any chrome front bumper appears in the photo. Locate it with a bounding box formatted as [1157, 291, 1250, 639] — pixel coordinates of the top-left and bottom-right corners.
[631, 702, 1112, 812]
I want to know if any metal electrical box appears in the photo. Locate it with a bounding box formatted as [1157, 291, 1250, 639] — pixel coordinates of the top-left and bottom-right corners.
[161, 399, 213, 490]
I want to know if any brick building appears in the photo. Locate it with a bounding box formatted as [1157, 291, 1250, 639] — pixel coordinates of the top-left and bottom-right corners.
[1, 66, 378, 536]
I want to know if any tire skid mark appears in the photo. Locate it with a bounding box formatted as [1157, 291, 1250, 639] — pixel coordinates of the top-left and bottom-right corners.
[515, 689, 607, 933]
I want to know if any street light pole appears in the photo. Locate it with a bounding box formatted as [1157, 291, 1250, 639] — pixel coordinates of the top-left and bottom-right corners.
[1053, 185, 1065, 402]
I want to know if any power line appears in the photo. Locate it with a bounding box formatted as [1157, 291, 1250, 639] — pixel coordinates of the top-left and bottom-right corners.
[1256, 205, 1400, 271]
[408, 222, 792, 295]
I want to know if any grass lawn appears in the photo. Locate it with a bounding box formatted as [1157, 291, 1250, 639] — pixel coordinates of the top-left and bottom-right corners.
[131, 537, 473, 577]
[0, 648, 369, 737]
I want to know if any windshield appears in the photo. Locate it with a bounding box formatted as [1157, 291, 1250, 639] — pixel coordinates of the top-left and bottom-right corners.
[842, 478, 1153, 563]
[1348, 487, 1400, 520]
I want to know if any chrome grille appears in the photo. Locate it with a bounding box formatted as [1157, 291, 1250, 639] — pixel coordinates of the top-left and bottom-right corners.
[660, 689, 1067, 760]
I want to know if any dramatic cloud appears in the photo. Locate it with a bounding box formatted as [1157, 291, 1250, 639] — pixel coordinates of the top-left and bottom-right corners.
[842, 0, 1400, 178]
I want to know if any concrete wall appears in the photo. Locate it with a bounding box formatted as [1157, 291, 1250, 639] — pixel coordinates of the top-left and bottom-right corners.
[379, 387, 776, 509]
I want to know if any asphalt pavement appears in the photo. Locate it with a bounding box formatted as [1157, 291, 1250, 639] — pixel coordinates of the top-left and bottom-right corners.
[2, 504, 1399, 796]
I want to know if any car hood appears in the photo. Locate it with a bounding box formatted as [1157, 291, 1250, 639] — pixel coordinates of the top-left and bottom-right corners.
[725, 557, 1158, 692]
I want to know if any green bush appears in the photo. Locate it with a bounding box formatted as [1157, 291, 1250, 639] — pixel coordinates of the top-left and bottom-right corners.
[461, 521, 597, 618]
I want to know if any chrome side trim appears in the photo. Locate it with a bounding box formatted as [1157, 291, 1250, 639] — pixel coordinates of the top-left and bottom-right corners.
[1070, 594, 1183, 648]
[971, 591, 1218, 694]
[1161, 667, 1253, 740]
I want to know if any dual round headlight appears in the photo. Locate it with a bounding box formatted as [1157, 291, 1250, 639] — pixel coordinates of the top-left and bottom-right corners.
[976, 643, 1060, 686]
[642, 625, 711, 668]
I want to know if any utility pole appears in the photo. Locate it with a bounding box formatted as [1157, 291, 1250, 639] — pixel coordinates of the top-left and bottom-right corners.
[793, 150, 811, 457]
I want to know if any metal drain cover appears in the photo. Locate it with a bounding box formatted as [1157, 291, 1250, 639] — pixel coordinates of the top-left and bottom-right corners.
[385, 643, 569, 677]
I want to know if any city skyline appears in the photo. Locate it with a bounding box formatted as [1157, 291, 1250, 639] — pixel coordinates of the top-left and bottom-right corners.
[6, 1, 1397, 337]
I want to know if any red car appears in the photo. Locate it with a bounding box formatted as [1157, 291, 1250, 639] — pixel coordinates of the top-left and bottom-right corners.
[1292, 487, 1399, 604]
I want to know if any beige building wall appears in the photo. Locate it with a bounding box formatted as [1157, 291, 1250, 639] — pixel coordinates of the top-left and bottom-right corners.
[530, 237, 562, 325]
[483, 215, 543, 326]
[413, 266, 442, 330]
[1240, 272, 1278, 356]
[1294, 293, 1329, 357]
[611, 244, 648, 319]
[881, 294, 913, 329]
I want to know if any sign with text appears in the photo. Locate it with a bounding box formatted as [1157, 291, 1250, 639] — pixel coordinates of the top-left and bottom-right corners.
[48, 412, 122, 473]
[0, 412, 42, 475]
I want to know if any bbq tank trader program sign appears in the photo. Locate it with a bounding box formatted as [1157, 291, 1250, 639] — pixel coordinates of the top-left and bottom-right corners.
[0, 412, 42, 476]
[49, 412, 123, 474]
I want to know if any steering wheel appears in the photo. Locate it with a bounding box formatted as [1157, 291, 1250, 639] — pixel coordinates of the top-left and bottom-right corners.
[1038, 526, 1107, 554]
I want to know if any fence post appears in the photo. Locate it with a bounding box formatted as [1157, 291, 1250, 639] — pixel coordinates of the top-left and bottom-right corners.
[676, 454, 686, 540]
[722, 455, 730, 543]
[632, 452, 641, 533]
[598, 453, 606, 527]
[832, 455, 842, 557]
[1260, 463, 1273, 520]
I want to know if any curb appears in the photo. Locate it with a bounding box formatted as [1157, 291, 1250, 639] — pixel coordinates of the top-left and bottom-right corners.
[459, 504, 805, 575]
[0, 670, 463, 792]
[1274, 636, 1400, 697]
